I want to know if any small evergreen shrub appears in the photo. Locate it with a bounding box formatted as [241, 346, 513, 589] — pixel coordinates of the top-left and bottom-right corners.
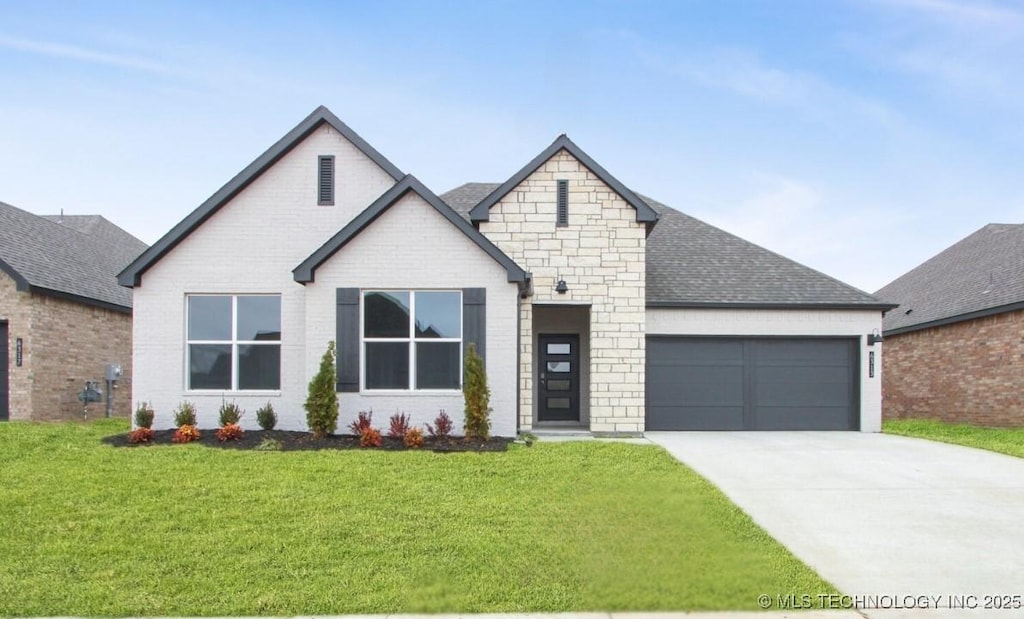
[254, 437, 282, 451]
[134, 402, 155, 429]
[348, 410, 374, 435]
[387, 412, 411, 439]
[218, 401, 243, 427]
[359, 427, 382, 448]
[172, 425, 200, 444]
[305, 341, 339, 438]
[173, 401, 198, 427]
[128, 427, 154, 444]
[216, 423, 244, 442]
[462, 343, 491, 440]
[256, 402, 277, 430]
[403, 427, 424, 449]
[426, 410, 453, 439]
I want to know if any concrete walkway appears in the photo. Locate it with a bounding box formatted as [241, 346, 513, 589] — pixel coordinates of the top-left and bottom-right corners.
[647, 432, 1024, 618]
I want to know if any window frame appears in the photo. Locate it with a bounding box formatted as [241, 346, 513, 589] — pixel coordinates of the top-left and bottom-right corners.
[185, 293, 282, 393]
[360, 289, 463, 393]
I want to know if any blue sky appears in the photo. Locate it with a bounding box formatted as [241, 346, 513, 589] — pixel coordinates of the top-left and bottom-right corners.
[2, 0, 1023, 292]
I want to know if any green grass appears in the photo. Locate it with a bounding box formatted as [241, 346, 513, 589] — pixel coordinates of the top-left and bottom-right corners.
[0, 420, 835, 615]
[885, 418, 1024, 458]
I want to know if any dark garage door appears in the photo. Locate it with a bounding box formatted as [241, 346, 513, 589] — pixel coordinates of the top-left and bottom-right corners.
[646, 337, 858, 431]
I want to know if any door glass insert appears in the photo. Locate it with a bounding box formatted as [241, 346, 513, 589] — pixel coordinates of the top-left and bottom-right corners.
[547, 398, 570, 409]
[547, 361, 570, 373]
[547, 379, 570, 391]
[547, 343, 571, 355]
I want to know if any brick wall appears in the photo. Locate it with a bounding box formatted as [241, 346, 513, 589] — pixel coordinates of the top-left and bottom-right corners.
[883, 309, 1024, 426]
[1, 270, 133, 421]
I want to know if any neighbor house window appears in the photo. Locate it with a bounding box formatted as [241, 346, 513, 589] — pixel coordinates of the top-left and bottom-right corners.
[318, 155, 335, 205]
[362, 290, 461, 390]
[187, 295, 281, 391]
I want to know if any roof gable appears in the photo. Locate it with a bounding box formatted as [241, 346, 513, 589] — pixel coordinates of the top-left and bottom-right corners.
[877, 223, 1024, 334]
[468, 135, 659, 225]
[294, 175, 529, 287]
[118, 106, 404, 287]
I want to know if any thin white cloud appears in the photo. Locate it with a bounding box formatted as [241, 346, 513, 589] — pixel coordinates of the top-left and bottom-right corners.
[0, 34, 179, 75]
[874, 0, 1024, 28]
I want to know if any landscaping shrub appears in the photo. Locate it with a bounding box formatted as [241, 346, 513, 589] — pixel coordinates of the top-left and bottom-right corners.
[173, 401, 198, 427]
[171, 424, 201, 444]
[348, 410, 374, 435]
[254, 437, 282, 451]
[403, 427, 424, 449]
[387, 412, 411, 439]
[426, 410, 453, 439]
[133, 402, 155, 429]
[256, 402, 277, 430]
[463, 342, 491, 440]
[216, 423, 244, 442]
[305, 340, 338, 438]
[218, 401, 243, 427]
[359, 427, 382, 448]
[128, 427, 154, 444]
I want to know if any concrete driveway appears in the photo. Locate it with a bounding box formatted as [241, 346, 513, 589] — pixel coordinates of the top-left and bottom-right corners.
[646, 432, 1024, 618]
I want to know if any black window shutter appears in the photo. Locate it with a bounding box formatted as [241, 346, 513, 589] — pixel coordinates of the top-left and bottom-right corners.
[318, 155, 335, 205]
[462, 288, 486, 362]
[556, 179, 568, 226]
[335, 288, 359, 392]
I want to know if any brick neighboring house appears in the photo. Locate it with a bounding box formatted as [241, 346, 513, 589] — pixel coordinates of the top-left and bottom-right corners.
[876, 224, 1024, 426]
[119, 106, 893, 435]
[0, 202, 147, 421]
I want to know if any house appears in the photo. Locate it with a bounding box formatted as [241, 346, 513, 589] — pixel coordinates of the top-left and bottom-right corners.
[119, 106, 892, 435]
[876, 224, 1024, 426]
[0, 203, 147, 421]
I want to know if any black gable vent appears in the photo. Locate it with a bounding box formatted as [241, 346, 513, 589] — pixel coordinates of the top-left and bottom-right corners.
[556, 179, 568, 226]
[318, 155, 335, 205]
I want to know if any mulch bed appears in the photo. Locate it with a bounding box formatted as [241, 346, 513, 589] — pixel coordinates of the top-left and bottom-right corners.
[102, 429, 512, 452]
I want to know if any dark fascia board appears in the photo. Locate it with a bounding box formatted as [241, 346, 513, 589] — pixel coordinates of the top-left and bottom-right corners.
[647, 301, 899, 311]
[468, 134, 659, 225]
[118, 106, 404, 287]
[294, 175, 530, 289]
[884, 300, 1024, 336]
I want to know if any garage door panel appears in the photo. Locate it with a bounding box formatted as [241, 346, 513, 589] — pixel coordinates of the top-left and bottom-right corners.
[646, 336, 857, 431]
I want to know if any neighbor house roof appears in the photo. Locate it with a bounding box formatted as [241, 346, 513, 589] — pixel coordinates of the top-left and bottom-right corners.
[444, 183, 891, 309]
[876, 224, 1024, 335]
[118, 106, 405, 287]
[0, 202, 147, 311]
[467, 135, 659, 226]
[294, 175, 529, 288]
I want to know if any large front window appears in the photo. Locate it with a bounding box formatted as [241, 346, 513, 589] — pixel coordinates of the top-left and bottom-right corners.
[363, 290, 461, 390]
[187, 295, 281, 391]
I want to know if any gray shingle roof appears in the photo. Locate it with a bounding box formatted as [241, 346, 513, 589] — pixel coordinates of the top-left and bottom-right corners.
[876, 224, 1024, 334]
[0, 202, 146, 310]
[442, 183, 888, 309]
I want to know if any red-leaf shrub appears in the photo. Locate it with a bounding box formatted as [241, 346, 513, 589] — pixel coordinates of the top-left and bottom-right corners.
[348, 411, 374, 435]
[216, 423, 244, 442]
[128, 427, 154, 444]
[403, 427, 424, 449]
[387, 412, 411, 439]
[359, 427, 382, 448]
[172, 424, 201, 444]
[426, 410, 453, 439]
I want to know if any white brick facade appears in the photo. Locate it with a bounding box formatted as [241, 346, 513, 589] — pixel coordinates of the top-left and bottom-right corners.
[479, 151, 647, 434]
[647, 307, 883, 431]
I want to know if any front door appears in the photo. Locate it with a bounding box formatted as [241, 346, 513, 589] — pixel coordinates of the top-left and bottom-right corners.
[538, 334, 580, 422]
[0, 322, 8, 421]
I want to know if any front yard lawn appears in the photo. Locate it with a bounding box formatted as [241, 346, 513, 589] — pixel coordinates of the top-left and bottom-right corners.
[0, 420, 835, 615]
[885, 418, 1024, 458]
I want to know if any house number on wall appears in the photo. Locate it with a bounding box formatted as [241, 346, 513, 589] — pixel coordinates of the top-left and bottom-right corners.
[868, 351, 874, 378]
[15, 338, 22, 367]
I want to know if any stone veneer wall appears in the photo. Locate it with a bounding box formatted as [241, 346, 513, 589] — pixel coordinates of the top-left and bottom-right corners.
[479, 150, 647, 434]
[884, 309, 1024, 426]
[0, 271, 133, 421]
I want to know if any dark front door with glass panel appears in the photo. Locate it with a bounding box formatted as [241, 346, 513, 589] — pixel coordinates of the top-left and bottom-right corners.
[538, 334, 580, 422]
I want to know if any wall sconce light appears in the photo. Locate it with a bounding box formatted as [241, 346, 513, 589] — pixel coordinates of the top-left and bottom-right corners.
[867, 329, 883, 346]
[555, 279, 568, 294]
